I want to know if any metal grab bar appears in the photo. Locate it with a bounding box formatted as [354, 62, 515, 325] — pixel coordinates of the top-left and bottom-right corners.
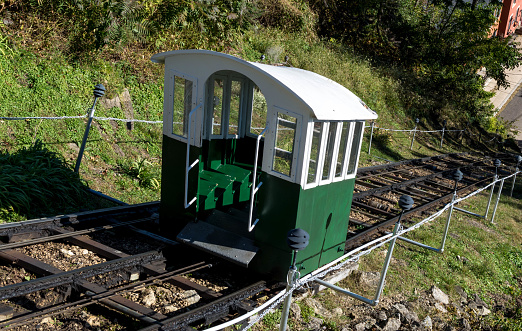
[248, 126, 268, 232]
[184, 103, 203, 209]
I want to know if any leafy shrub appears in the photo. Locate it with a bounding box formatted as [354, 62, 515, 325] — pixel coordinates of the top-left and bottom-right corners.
[12, 0, 257, 54]
[0, 140, 88, 221]
[257, 0, 316, 33]
[119, 157, 160, 190]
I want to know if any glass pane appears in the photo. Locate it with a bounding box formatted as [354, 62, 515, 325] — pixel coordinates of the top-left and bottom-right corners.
[250, 86, 267, 135]
[229, 80, 241, 136]
[212, 78, 225, 136]
[347, 121, 364, 175]
[173, 76, 192, 137]
[336, 123, 350, 177]
[307, 122, 323, 184]
[322, 122, 338, 180]
[273, 113, 297, 177]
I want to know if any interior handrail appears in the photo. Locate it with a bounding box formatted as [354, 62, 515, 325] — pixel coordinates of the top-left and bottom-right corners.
[248, 125, 268, 232]
[184, 102, 203, 209]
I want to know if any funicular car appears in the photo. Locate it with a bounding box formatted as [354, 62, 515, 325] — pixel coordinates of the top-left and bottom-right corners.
[151, 50, 377, 279]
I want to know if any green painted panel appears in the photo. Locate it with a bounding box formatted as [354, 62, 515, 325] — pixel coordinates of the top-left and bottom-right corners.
[159, 135, 202, 234]
[296, 179, 355, 272]
[252, 174, 355, 279]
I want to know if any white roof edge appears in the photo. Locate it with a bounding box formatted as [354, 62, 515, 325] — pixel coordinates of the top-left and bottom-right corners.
[151, 50, 378, 121]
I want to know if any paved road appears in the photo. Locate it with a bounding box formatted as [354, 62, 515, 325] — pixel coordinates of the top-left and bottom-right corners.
[498, 84, 522, 147]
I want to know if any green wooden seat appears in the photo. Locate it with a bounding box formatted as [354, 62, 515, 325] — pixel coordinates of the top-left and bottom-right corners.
[198, 180, 218, 210]
[214, 164, 252, 203]
[200, 170, 235, 207]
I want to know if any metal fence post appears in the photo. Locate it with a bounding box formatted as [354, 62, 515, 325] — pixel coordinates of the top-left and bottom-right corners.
[373, 195, 412, 305]
[511, 156, 521, 197]
[510, 170, 518, 197]
[491, 178, 505, 224]
[410, 118, 419, 150]
[440, 169, 462, 252]
[75, 84, 105, 173]
[485, 159, 501, 219]
[280, 229, 309, 331]
[440, 120, 446, 148]
[368, 120, 375, 154]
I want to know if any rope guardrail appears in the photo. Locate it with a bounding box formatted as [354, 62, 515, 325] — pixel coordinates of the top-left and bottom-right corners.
[93, 116, 162, 124]
[365, 119, 505, 155]
[0, 115, 87, 120]
[202, 170, 519, 330]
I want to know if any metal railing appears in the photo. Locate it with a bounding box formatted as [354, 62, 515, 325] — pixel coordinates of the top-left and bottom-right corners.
[184, 103, 203, 209]
[202, 169, 521, 331]
[248, 126, 268, 232]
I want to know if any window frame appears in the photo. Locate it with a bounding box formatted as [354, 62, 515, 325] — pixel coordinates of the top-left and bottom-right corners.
[304, 121, 325, 186]
[319, 122, 343, 186]
[206, 72, 248, 140]
[164, 70, 199, 145]
[302, 120, 365, 189]
[265, 107, 302, 182]
[246, 81, 269, 138]
[333, 122, 354, 183]
[346, 121, 365, 177]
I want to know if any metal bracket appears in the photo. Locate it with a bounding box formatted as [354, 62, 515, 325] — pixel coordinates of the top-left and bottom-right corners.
[314, 221, 401, 306]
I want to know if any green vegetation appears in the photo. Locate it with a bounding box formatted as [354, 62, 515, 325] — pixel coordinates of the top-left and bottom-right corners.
[0, 1, 521, 329]
[354, 182, 522, 330]
[252, 182, 522, 330]
[119, 157, 160, 190]
[310, 0, 519, 124]
[0, 140, 107, 221]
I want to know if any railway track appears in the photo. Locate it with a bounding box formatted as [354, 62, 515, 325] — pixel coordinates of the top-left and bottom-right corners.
[0, 202, 271, 330]
[346, 152, 518, 250]
[0, 152, 518, 330]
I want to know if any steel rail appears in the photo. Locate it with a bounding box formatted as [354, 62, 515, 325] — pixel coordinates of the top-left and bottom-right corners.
[0, 250, 164, 300]
[353, 157, 502, 200]
[138, 281, 267, 331]
[0, 262, 212, 329]
[346, 175, 494, 251]
[0, 215, 158, 251]
[0, 201, 159, 236]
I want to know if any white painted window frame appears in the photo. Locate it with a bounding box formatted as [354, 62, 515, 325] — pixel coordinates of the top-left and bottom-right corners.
[345, 121, 365, 178]
[302, 120, 365, 189]
[263, 106, 302, 182]
[302, 121, 324, 188]
[332, 122, 349, 183]
[164, 69, 200, 146]
[245, 81, 269, 139]
[206, 73, 248, 141]
[320, 122, 342, 186]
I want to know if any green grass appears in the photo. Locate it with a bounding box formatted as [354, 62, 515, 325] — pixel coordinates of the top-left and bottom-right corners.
[0, 140, 112, 222]
[260, 181, 522, 330]
[337, 183, 522, 329]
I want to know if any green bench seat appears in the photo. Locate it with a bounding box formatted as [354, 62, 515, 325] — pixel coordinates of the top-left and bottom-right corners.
[214, 164, 252, 203]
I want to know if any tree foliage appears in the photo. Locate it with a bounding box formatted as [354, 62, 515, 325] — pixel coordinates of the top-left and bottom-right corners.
[309, 0, 521, 122]
[4, 0, 255, 54]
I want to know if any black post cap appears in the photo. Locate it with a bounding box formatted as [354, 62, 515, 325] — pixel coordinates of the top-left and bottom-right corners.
[494, 159, 501, 168]
[398, 195, 414, 211]
[94, 84, 106, 98]
[287, 228, 309, 251]
[451, 168, 463, 182]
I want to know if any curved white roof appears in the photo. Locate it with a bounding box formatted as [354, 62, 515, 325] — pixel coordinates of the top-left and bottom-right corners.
[151, 50, 377, 121]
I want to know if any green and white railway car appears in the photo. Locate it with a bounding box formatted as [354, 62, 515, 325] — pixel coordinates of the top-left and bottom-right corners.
[151, 50, 377, 279]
